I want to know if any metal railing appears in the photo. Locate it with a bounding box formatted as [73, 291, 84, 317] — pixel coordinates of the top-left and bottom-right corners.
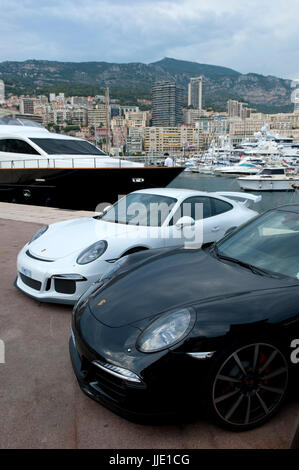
[0, 157, 100, 169]
[0, 156, 140, 169]
[0, 154, 182, 169]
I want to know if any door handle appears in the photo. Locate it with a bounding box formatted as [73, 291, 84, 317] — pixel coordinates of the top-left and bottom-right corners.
[211, 226, 220, 232]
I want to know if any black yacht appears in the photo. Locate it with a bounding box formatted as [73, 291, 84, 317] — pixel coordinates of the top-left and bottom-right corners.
[0, 118, 184, 210]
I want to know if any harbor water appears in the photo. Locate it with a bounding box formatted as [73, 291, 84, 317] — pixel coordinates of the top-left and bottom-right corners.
[169, 172, 299, 213]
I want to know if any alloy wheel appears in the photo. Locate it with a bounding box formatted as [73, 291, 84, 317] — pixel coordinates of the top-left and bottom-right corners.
[212, 342, 288, 428]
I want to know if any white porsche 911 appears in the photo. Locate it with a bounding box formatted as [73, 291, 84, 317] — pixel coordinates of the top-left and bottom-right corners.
[15, 188, 261, 304]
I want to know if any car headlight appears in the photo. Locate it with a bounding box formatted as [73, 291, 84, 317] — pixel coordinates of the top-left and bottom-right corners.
[136, 308, 195, 353]
[77, 240, 108, 265]
[29, 225, 48, 244]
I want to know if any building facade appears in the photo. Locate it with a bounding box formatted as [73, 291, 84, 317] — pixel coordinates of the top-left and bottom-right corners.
[152, 81, 183, 127]
[144, 126, 204, 154]
[227, 99, 256, 119]
[0, 80, 5, 104]
[88, 104, 107, 127]
[187, 77, 203, 110]
[20, 98, 35, 115]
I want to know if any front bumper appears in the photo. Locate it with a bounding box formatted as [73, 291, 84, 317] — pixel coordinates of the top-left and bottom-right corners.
[69, 325, 210, 422]
[69, 336, 158, 422]
[15, 247, 109, 304]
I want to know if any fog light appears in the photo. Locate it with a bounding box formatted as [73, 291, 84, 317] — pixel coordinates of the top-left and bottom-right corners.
[52, 274, 87, 281]
[92, 360, 142, 383]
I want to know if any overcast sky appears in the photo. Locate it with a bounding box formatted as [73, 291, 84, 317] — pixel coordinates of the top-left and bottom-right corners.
[0, 0, 299, 79]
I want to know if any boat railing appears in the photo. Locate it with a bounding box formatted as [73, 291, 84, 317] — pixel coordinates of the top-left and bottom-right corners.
[0, 157, 109, 169]
[0, 154, 180, 169]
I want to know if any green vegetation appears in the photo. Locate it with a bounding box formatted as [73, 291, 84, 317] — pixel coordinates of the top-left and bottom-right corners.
[0, 58, 292, 114]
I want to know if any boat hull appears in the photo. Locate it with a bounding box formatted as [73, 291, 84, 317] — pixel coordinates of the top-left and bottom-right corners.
[238, 177, 299, 191]
[215, 169, 259, 176]
[0, 166, 184, 210]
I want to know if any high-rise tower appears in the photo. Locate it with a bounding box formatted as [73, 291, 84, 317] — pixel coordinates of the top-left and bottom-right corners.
[0, 80, 5, 104]
[152, 81, 183, 127]
[187, 77, 202, 110]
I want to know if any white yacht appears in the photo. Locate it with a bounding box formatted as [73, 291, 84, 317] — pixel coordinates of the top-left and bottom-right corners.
[0, 118, 183, 210]
[214, 156, 265, 176]
[237, 167, 299, 191]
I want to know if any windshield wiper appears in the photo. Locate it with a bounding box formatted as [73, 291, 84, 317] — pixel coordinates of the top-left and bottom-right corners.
[210, 245, 282, 278]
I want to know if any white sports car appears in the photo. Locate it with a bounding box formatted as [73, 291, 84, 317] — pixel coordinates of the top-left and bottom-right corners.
[15, 188, 261, 304]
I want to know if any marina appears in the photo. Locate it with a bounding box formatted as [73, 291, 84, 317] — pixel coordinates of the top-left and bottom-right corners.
[1, 0, 299, 454]
[169, 172, 299, 212]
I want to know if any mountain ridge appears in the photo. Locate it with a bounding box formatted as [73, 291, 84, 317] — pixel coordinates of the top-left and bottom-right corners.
[0, 57, 293, 113]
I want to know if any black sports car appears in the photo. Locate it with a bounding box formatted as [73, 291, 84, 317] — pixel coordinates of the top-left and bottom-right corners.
[70, 204, 299, 431]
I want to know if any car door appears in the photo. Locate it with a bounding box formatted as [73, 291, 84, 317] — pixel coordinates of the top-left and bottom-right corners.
[165, 196, 213, 247]
[204, 197, 235, 242]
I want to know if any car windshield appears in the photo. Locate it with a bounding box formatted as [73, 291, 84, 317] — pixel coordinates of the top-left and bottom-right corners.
[99, 193, 177, 226]
[29, 138, 106, 156]
[215, 207, 299, 279]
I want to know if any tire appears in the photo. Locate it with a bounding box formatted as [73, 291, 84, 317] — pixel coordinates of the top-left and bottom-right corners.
[205, 339, 289, 431]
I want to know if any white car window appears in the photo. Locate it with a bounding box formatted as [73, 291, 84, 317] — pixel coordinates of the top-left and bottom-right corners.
[100, 193, 177, 227]
[212, 198, 233, 216]
[169, 196, 212, 225]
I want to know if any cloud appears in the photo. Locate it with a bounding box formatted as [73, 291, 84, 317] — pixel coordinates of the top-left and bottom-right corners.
[0, 0, 299, 78]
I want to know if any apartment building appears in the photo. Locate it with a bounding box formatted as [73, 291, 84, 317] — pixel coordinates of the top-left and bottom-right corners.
[0, 80, 5, 104]
[152, 81, 184, 127]
[88, 104, 107, 127]
[144, 126, 204, 154]
[126, 127, 144, 154]
[187, 77, 203, 110]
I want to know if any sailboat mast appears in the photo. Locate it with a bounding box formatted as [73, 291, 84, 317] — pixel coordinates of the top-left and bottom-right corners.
[105, 87, 110, 155]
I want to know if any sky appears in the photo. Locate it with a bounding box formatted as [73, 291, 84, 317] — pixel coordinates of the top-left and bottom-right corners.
[0, 0, 299, 79]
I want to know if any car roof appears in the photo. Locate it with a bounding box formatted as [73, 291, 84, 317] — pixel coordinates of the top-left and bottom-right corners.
[134, 187, 219, 199]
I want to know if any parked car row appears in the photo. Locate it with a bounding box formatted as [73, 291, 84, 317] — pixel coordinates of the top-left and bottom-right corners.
[15, 188, 260, 304]
[14, 189, 299, 431]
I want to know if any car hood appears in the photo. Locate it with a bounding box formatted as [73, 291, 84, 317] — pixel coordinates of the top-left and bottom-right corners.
[88, 248, 294, 328]
[28, 217, 155, 260]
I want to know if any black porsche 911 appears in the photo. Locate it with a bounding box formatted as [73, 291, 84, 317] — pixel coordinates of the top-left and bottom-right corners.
[70, 204, 299, 431]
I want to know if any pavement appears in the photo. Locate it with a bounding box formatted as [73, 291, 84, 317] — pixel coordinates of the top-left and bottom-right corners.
[0, 203, 298, 449]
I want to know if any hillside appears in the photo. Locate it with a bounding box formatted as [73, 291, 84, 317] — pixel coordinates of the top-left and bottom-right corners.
[0, 57, 293, 113]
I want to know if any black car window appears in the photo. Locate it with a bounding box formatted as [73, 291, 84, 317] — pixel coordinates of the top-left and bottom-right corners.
[0, 138, 40, 155]
[212, 198, 233, 216]
[217, 209, 299, 279]
[169, 196, 212, 225]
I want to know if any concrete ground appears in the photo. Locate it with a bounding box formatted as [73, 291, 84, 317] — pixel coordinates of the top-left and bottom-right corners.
[0, 204, 298, 449]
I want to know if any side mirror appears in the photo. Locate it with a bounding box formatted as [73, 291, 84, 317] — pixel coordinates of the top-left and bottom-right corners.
[175, 216, 195, 229]
[103, 205, 112, 213]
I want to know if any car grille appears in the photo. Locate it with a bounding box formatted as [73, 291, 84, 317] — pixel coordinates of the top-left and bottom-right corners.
[19, 272, 42, 291]
[54, 278, 76, 294]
